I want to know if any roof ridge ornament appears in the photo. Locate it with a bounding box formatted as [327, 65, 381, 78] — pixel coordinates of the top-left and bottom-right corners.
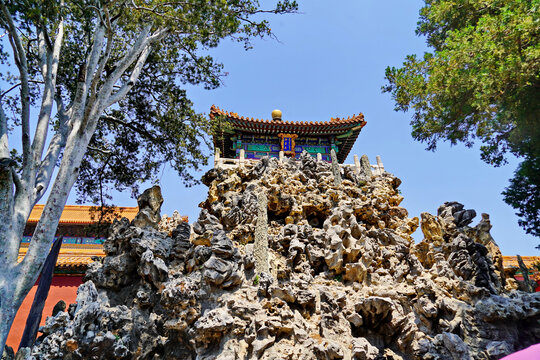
[272, 109, 282, 121]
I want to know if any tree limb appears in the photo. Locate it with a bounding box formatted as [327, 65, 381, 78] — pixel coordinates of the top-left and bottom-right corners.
[108, 24, 154, 84]
[89, 9, 113, 105]
[34, 96, 70, 202]
[105, 44, 152, 107]
[0, 2, 31, 175]
[102, 115, 160, 143]
[104, 27, 169, 108]
[66, 23, 106, 123]
[0, 99, 8, 158]
[0, 80, 46, 99]
[88, 145, 111, 155]
[32, 19, 64, 179]
[0, 83, 22, 99]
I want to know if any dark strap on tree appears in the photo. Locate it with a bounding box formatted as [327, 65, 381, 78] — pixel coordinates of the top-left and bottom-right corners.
[18, 235, 63, 350]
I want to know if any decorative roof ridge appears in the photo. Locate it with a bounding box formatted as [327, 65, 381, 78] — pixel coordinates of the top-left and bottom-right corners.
[30, 204, 139, 210]
[28, 204, 139, 224]
[210, 105, 365, 126]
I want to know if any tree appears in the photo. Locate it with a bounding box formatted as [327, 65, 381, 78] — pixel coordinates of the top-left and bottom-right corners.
[383, 0, 539, 236]
[0, 0, 297, 350]
[502, 156, 540, 238]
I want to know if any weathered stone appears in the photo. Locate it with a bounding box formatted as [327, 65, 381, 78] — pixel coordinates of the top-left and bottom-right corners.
[517, 254, 536, 293]
[438, 201, 476, 228]
[190, 308, 234, 348]
[330, 148, 342, 186]
[132, 185, 163, 229]
[51, 300, 66, 317]
[211, 231, 236, 259]
[171, 221, 192, 259]
[440, 332, 471, 360]
[352, 337, 379, 360]
[359, 154, 372, 179]
[254, 192, 269, 275]
[1, 346, 14, 360]
[32, 156, 540, 360]
[138, 249, 169, 286]
[13, 348, 30, 360]
[204, 256, 233, 286]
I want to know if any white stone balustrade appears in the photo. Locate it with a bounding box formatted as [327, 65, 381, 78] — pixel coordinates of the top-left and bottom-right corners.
[214, 150, 386, 176]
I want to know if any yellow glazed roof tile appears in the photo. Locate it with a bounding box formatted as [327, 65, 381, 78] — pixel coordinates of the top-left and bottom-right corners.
[18, 245, 105, 268]
[502, 256, 540, 269]
[27, 205, 139, 225]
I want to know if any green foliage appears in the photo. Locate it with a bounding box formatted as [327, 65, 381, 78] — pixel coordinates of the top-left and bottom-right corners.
[502, 157, 540, 237]
[334, 274, 342, 283]
[253, 274, 260, 286]
[1, 0, 298, 205]
[383, 0, 539, 236]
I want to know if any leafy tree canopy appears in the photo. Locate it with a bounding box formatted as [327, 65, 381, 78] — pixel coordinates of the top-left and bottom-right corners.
[383, 0, 539, 236]
[1, 0, 298, 210]
[0, 0, 297, 348]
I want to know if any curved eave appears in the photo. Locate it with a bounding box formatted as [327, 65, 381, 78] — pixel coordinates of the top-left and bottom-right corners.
[337, 127, 363, 163]
[228, 119, 366, 136]
[209, 105, 365, 134]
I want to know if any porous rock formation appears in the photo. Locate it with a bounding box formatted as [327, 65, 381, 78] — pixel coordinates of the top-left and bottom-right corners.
[32, 153, 540, 360]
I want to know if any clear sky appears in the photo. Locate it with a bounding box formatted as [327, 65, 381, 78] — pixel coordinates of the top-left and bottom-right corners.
[154, 0, 536, 255]
[18, 1, 538, 254]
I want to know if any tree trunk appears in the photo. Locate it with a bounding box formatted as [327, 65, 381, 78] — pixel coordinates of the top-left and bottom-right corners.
[19, 236, 63, 350]
[0, 12, 162, 352]
[0, 269, 26, 353]
[0, 115, 99, 351]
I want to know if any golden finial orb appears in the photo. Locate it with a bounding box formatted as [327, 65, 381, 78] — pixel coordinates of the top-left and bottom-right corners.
[272, 109, 282, 121]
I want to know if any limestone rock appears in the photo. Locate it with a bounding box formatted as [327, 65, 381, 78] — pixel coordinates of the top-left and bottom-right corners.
[351, 337, 379, 360]
[132, 185, 163, 229]
[359, 154, 372, 181]
[33, 156, 540, 360]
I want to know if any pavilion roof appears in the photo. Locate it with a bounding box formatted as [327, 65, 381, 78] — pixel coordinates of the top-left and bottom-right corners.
[210, 105, 366, 135]
[18, 244, 104, 273]
[502, 256, 540, 269]
[27, 205, 139, 225]
[210, 105, 367, 163]
[21, 207, 190, 274]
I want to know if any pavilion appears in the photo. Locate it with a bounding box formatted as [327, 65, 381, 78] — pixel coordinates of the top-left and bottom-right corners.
[210, 105, 367, 163]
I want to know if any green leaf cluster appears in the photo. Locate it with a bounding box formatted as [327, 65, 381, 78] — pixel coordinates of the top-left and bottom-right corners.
[1, 0, 298, 207]
[383, 0, 539, 237]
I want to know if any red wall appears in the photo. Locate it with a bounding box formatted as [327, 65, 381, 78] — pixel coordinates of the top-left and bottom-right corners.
[6, 276, 82, 349]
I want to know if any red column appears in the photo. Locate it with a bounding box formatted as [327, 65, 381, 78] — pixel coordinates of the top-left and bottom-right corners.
[6, 276, 82, 349]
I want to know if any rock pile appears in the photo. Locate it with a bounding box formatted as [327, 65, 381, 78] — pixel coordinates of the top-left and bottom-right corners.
[31, 153, 540, 359]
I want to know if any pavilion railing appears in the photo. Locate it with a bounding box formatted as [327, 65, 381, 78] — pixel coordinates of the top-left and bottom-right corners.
[214, 149, 385, 176]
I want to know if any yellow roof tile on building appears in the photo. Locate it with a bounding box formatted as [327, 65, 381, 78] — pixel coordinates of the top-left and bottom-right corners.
[18, 245, 105, 269]
[27, 205, 139, 225]
[502, 256, 540, 269]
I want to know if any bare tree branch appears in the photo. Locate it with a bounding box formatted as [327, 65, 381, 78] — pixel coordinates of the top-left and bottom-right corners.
[105, 44, 152, 107]
[0, 83, 22, 99]
[0, 80, 46, 99]
[34, 96, 70, 202]
[66, 23, 106, 122]
[89, 9, 114, 104]
[102, 115, 160, 143]
[108, 24, 154, 84]
[0, 2, 31, 174]
[88, 145, 111, 155]
[105, 27, 169, 107]
[32, 19, 64, 177]
[0, 101, 7, 158]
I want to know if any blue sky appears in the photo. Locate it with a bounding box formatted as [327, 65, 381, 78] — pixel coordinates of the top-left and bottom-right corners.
[4, 1, 536, 254]
[149, 0, 536, 255]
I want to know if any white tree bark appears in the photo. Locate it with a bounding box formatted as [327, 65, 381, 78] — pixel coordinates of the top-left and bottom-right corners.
[0, 3, 168, 350]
